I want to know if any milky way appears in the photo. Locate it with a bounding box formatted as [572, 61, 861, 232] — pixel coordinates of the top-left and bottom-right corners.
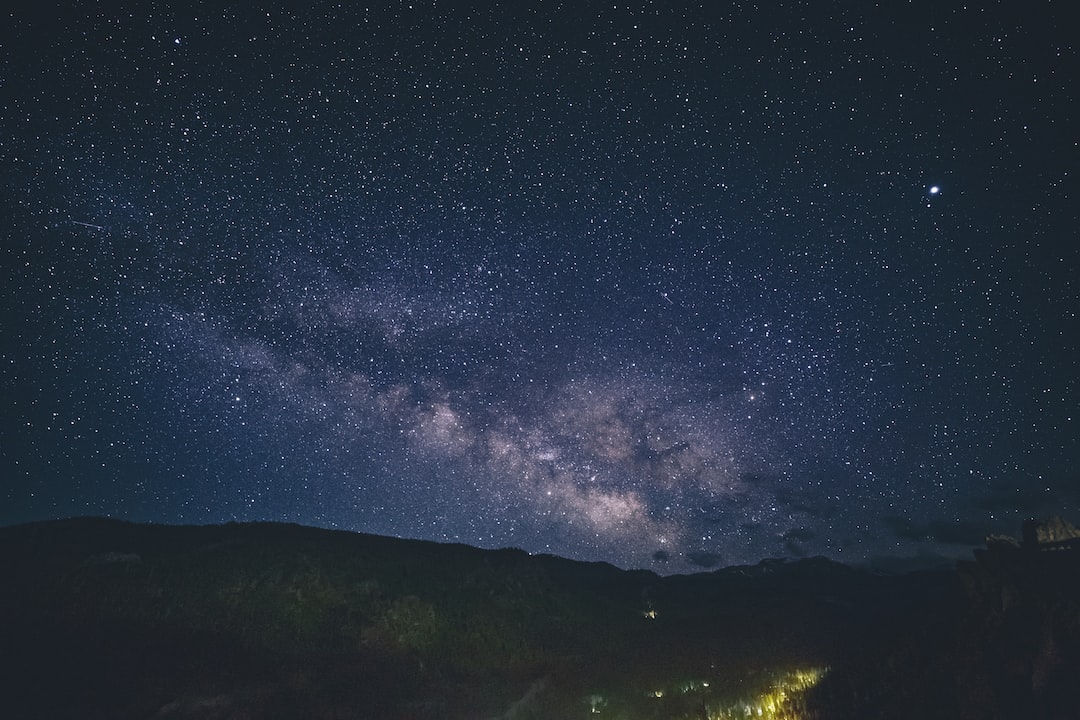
[2, 1, 1077, 572]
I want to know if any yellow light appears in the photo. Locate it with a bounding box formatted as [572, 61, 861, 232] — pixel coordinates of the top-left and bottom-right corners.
[703, 667, 827, 720]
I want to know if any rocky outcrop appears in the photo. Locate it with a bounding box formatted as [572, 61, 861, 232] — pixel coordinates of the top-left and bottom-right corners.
[1022, 515, 1080, 548]
[807, 516, 1080, 720]
[956, 516, 1080, 719]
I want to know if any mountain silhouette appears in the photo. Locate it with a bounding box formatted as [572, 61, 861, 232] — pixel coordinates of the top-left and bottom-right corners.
[1, 516, 1076, 718]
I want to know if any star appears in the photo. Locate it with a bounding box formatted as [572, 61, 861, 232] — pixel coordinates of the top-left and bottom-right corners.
[2, 1, 1075, 575]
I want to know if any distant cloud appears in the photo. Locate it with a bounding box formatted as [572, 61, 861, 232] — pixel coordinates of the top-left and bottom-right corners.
[783, 540, 808, 558]
[883, 516, 987, 546]
[862, 551, 959, 574]
[782, 527, 816, 557]
[686, 551, 724, 569]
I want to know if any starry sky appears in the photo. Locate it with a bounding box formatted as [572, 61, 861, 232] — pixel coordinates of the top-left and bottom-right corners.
[2, 1, 1077, 573]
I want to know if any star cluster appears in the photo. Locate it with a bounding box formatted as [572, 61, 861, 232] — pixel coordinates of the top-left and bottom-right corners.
[2, 1, 1076, 572]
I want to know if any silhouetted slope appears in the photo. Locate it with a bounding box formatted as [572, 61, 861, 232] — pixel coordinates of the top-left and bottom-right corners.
[0, 517, 954, 719]
[804, 518, 1080, 720]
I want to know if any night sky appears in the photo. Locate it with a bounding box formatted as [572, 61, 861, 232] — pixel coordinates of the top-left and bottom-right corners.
[2, 1, 1077, 574]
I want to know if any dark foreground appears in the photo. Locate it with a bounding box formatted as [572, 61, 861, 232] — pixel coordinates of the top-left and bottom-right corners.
[1, 517, 1077, 719]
